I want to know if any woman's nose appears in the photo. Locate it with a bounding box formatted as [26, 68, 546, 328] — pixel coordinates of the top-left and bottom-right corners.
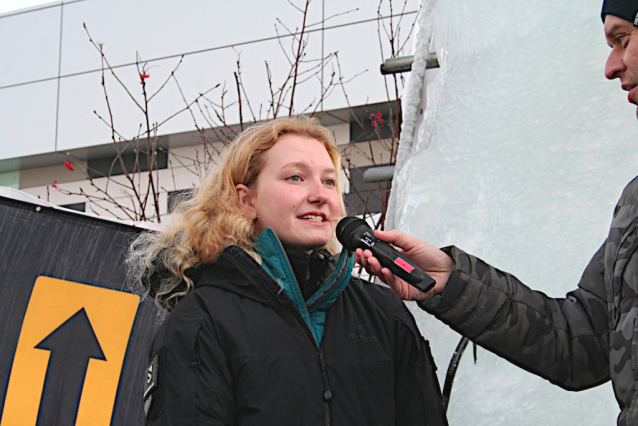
[308, 180, 329, 204]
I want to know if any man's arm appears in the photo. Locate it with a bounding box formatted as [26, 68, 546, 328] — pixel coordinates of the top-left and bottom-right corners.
[420, 244, 610, 391]
[358, 232, 610, 390]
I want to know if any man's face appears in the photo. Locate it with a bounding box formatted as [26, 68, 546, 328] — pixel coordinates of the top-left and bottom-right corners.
[605, 15, 638, 113]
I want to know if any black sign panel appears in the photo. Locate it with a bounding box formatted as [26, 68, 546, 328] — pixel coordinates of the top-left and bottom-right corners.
[0, 195, 158, 425]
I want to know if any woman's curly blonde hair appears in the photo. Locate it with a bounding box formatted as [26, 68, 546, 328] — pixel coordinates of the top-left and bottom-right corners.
[128, 116, 344, 313]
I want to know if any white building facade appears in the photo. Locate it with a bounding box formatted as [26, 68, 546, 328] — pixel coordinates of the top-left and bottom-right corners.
[1, 0, 418, 220]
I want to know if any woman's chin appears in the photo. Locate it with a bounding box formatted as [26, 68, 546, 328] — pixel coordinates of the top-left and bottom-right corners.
[281, 238, 330, 253]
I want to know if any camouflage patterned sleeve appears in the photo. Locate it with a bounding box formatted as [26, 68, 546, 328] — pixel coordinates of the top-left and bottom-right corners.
[418, 244, 610, 391]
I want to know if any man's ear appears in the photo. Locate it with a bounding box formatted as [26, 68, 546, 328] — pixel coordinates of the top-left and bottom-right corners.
[236, 184, 257, 219]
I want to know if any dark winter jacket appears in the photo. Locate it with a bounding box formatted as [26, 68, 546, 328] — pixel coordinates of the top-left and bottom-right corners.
[144, 228, 448, 426]
[420, 176, 638, 426]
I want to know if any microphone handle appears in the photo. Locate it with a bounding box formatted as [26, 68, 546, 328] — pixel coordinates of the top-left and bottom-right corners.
[364, 239, 436, 293]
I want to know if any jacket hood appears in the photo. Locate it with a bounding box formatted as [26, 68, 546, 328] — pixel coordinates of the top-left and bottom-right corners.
[195, 245, 280, 309]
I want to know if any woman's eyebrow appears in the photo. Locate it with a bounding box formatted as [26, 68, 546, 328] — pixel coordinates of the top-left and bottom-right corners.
[280, 161, 307, 169]
[280, 161, 336, 174]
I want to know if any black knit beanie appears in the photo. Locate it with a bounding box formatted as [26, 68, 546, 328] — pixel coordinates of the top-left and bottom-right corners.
[601, 0, 638, 26]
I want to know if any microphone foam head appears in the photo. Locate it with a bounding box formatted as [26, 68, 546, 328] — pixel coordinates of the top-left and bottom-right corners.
[336, 216, 370, 250]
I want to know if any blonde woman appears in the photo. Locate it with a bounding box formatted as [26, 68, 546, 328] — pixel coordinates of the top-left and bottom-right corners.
[131, 117, 447, 426]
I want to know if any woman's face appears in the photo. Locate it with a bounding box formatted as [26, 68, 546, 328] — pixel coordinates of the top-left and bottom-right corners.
[236, 134, 342, 253]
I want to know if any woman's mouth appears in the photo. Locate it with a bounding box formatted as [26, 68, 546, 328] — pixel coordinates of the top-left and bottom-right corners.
[299, 214, 326, 222]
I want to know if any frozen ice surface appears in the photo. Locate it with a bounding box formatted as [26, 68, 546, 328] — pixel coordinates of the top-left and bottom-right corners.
[389, 0, 638, 425]
[395, 0, 435, 170]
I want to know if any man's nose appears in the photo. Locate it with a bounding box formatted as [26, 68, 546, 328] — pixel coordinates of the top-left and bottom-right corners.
[605, 47, 626, 80]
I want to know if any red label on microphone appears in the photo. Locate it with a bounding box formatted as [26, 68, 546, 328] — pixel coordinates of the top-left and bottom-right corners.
[394, 257, 415, 273]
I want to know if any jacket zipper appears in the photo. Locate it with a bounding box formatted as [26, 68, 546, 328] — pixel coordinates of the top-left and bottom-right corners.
[278, 291, 334, 426]
[282, 252, 333, 426]
[318, 352, 332, 426]
[281, 277, 333, 426]
[236, 250, 333, 426]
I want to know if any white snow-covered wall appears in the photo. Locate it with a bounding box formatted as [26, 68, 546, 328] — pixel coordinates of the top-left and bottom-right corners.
[390, 0, 638, 424]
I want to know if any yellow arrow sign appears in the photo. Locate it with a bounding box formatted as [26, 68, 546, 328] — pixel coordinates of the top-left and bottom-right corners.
[1, 276, 139, 426]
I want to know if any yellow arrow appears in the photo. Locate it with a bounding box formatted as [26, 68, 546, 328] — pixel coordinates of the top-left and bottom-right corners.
[1, 277, 139, 426]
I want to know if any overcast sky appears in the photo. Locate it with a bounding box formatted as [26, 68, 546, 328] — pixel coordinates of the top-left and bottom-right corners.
[0, 0, 52, 15]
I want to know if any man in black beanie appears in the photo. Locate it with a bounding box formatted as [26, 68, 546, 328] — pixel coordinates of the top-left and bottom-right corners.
[356, 1, 638, 425]
[603, 0, 638, 113]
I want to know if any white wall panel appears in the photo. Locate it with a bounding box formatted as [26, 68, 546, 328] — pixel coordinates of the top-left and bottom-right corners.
[0, 5, 60, 87]
[59, 0, 307, 77]
[0, 80, 57, 158]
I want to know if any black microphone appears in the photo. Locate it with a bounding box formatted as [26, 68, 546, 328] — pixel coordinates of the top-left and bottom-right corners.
[336, 216, 436, 293]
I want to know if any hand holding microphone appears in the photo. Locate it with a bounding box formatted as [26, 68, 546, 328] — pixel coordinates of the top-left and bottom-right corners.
[336, 217, 454, 301]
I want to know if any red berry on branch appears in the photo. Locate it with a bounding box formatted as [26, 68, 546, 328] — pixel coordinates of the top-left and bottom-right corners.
[64, 161, 74, 171]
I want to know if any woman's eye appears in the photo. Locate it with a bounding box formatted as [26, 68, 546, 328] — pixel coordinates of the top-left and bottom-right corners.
[288, 175, 301, 182]
[324, 179, 336, 186]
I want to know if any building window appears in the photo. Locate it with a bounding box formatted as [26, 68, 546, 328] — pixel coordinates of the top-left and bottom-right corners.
[349, 104, 398, 144]
[60, 202, 86, 212]
[343, 165, 390, 216]
[87, 149, 168, 179]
